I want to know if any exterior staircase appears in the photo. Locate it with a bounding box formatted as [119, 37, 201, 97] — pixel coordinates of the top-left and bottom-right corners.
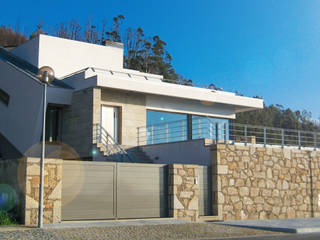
[93, 124, 135, 162]
[122, 146, 153, 163]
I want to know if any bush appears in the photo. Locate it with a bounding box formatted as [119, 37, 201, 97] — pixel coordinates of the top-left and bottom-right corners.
[0, 211, 16, 225]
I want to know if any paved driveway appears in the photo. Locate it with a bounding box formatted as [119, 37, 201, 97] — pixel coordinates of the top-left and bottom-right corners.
[203, 232, 320, 240]
[0, 222, 279, 240]
[213, 217, 320, 233]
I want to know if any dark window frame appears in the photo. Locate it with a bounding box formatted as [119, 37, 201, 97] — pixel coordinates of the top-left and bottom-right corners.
[0, 88, 10, 106]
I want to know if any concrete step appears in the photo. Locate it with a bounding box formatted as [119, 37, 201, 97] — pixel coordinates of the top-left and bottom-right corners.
[199, 215, 222, 222]
[95, 143, 152, 163]
[123, 146, 153, 163]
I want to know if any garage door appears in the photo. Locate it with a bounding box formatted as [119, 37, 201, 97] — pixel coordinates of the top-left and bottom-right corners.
[62, 161, 168, 221]
[198, 166, 212, 216]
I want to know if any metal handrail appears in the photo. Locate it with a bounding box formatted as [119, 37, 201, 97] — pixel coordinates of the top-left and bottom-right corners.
[137, 117, 320, 150]
[94, 124, 135, 162]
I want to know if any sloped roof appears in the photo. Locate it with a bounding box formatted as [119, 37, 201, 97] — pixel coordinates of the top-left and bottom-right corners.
[0, 47, 72, 89]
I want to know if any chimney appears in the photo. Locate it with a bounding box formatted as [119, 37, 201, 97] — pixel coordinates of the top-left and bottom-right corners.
[102, 40, 123, 49]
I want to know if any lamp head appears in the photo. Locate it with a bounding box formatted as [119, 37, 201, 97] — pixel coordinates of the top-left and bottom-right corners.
[37, 66, 55, 84]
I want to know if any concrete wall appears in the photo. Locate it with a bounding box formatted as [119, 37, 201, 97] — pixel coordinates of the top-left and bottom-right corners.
[0, 159, 26, 222]
[10, 37, 39, 67]
[0, 133, 22, 159]
[141, 139, 211, 166]
[12, 35, 124, 78]
[212, 144, 320, 220]
[0, 60, 43, 156]
[61, 88, 94, 159]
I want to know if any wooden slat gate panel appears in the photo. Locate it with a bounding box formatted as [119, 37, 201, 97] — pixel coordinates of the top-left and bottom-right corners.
[198, 166, 212, 216]
[62, 161, 168, 221]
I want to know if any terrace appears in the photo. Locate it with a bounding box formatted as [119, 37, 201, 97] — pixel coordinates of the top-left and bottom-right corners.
[137, 117, 320, 150]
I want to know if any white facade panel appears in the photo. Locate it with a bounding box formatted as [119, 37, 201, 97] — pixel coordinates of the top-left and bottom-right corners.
[146, 94, 236, 119]
[37, 35, 124, 78]
[12, 35, 124, 78]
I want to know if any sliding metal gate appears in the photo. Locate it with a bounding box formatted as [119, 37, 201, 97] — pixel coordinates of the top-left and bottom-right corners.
[62, 161, 168, 221]
[198, 166, 212, 216]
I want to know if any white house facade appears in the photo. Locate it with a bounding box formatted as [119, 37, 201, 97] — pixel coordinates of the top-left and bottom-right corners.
[0, 34, 263, 163]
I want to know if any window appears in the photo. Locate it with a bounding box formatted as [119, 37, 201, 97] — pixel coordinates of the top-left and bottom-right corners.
[45, 106, 62, 142]
[145, 110, 229, 144]
[146, 110, 187, 144]
[192, 116, 229, 140]
[0, 89, 9, 106]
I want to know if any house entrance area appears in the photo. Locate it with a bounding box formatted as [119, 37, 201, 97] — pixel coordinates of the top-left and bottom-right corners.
[101, 106, 119, 143]
[45, 106, 62, 142]
[61, 161, 168, 220]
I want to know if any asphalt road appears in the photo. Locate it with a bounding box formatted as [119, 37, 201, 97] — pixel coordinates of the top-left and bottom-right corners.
[202, 232, 320, 240]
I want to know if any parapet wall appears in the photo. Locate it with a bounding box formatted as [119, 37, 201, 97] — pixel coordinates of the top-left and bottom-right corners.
[212, 144, 320, 220]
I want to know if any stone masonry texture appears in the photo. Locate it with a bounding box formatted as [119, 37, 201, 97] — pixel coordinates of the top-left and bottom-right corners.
[99, 88, 146, 146]
[169, 164, 199, 221]
[211, 144, 320, 220]
[62, 88, 94, 159]
[24, 158, 62, 226]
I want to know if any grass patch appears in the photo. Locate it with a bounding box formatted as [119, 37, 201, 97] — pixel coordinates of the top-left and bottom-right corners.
[0, 211, 16, 226]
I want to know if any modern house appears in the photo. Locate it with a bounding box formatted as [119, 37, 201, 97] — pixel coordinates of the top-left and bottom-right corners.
[0, 34, 263, 163]
[3, 35, 318, 225]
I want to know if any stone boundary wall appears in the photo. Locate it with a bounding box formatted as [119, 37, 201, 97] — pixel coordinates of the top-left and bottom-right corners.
[168, 164, 199, 221]
[24, 158, 62, 225]
[212, 144, 320, 220]
[0, 158, 62, 225]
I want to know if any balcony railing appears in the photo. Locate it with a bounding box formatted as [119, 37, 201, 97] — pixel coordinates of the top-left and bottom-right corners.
[137, 118, 320, 150]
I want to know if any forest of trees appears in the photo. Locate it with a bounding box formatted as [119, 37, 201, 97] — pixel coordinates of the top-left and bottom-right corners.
[235, 103, 320, 132]
[0, 16, 192, 85]
[0, 16, 319, 132]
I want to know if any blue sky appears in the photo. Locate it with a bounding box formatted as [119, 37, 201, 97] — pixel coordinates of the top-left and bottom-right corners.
[2, 0, 320, 119]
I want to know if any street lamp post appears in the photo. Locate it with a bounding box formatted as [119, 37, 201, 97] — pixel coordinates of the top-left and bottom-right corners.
[37, 66, 55, 228]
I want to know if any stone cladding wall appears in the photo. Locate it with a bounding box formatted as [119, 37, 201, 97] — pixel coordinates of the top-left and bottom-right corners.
[168, 164, 199, 221]
[212, 144, 320, 220]
[62, 88, 94, 159]
[24, 158, 62, 225]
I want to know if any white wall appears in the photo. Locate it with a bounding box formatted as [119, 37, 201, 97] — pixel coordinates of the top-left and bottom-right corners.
[0, 60, 43, 155]
[146, 94, 236, 119]
[13, 35, 124, 78]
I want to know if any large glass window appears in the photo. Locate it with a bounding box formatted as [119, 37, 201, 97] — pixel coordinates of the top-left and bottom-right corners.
[145, 110, 229, 144]
[192, 116, 229, 141]
[146, 111, 187, 144]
